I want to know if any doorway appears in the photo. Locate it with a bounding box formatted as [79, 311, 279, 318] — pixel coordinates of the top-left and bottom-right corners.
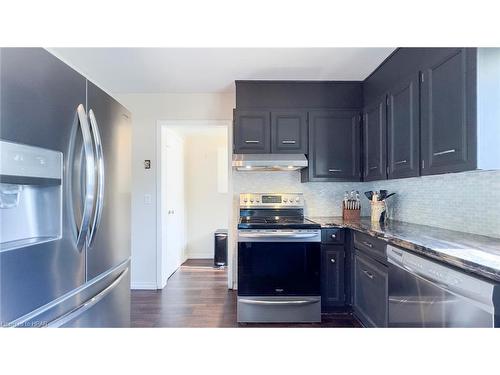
[156, 120, 232, 289]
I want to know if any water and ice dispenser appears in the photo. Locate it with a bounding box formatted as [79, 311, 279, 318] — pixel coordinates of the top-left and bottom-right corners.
[0, 140, 62, 251]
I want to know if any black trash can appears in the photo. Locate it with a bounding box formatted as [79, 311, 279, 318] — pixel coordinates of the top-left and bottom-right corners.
[214, 229, 228, 268]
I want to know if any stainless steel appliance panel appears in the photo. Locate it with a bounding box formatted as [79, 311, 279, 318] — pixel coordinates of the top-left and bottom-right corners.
[58, 263, 130, 328]
[237, 230, 321, 297]
[85, 81, 131, 280]
[8, 260, 130, 328]
[388, 245, 498, 327]
[237, 296, 321, 323]
[0, 48, 87, 323]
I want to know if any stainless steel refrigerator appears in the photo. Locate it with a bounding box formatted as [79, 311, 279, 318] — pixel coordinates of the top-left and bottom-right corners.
[0, 48, 131, 327]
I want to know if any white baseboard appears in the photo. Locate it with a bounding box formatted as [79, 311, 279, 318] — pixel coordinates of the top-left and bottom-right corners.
[187, 252, 213, 259]
[131, 282, 157, 290]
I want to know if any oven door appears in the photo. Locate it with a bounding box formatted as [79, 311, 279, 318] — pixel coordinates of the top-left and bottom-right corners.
[237, 230, 321, 296]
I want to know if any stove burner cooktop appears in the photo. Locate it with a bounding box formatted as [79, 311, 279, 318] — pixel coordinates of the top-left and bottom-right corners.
[238, 216, 320, 229]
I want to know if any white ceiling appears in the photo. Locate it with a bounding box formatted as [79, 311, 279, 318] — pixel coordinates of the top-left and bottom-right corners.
[50, 48, 395, 94]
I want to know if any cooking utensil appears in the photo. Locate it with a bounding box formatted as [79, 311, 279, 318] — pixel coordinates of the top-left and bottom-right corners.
[364, 191, 373, 201]
[379, 190, 388, 200]
[384, 192, 396, 200]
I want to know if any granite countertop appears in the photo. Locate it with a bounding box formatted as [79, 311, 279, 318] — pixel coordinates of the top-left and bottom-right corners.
[307, 216, 500, 282]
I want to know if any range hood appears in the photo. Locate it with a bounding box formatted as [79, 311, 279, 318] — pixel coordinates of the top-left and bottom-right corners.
[232, 154, 308, 171]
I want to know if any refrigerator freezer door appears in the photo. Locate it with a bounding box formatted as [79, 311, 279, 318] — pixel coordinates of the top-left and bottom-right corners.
[85, 81, 132, 280]
[55, 261, 130, 328]
[0, 48, 87, 323]
[9, 260, 130, 328]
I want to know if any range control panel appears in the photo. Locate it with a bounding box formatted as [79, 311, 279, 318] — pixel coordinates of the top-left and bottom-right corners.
[239, 193, 303, 208]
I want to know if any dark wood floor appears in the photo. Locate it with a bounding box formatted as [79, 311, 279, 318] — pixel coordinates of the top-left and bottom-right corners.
[131, 259, 361, 328]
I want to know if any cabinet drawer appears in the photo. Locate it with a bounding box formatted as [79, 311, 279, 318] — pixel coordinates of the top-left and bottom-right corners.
[321, 228, 345, 244]
[354, 251, 388, 327]
[353, 231, 386, 262]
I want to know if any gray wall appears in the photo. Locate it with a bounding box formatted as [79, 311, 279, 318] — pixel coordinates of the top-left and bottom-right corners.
[233, 169, 500, 238]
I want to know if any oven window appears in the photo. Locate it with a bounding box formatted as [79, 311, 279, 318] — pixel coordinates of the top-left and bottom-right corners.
[238, 242, 320, 296]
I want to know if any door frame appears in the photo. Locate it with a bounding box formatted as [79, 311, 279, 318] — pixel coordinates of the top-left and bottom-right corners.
[155, 120, 233, 290]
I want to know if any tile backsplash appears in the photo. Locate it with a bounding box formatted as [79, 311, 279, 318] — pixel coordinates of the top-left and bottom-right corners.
[233, 169, 500, 238]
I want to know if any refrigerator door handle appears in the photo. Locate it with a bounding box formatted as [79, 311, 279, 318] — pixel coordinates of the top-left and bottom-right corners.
[75, 104, 96, 251]
[47, 267, 129, 327]
[87, 109, 105, 247]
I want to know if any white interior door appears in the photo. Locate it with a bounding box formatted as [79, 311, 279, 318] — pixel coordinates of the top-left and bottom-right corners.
[160, 128, 185, 287]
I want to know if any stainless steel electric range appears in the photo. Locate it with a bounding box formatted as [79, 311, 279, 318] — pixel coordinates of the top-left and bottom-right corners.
[237, 193, 321, 323]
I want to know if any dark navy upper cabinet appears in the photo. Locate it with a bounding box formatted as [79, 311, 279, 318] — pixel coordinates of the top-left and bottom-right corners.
[420, 48, 477, 175]
[302, 110, 361, 182]
[362, 98, 387, 181]
[233, 110, 271, 153]
[387, 74, 420, 179]
[271, 110, 308, 153]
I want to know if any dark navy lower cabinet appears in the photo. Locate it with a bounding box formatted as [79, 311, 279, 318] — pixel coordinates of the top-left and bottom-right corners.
[321, 245, 345, 310]
[353, 251, 388, 327]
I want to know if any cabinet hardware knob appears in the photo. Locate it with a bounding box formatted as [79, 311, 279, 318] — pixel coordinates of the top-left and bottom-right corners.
[394, 159, 407, 165]
[331, 234, 336, 239]
[281, 140, 297, 144]
[362, 241, 373, 248]
[330, 258, 336, 263]
[328, 169, 342, 173]
[245, 140, 260, 144]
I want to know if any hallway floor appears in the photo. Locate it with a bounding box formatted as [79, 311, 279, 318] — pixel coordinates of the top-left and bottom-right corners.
[131, 259, 361, 328]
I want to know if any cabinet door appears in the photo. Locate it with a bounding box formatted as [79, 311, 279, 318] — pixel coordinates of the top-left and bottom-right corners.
[271, 110, 308, 153]
[86, 81, 132, 280]
[353, 252, 388, 327]
[387, 74, 420, 179]
[421, 48, 477, 175]
[362, 98, 387, 181]
[321, 245, 345, 309]
[305, 110, 361, 181]
[233, 110, 271, 153]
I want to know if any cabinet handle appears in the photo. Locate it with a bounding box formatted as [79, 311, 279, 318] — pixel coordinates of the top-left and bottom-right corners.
[330, 258, 336, 264]
[433, 149, 456, 156]
[245, 140, 260, 144]
[331, 234, 336, 239]
[394, 159, 407, 165]
[369, 166, 378, 170]
[281, 140, 296, 144]
[362, 269, 374, 280]
[362, 241, 373, 248]
[328, 169, 342, 173]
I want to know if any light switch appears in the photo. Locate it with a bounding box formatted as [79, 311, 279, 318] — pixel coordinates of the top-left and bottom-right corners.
[144, 194, 152, 205]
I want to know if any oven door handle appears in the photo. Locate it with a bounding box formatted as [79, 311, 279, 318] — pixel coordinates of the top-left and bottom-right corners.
[238, 298, 319, 306]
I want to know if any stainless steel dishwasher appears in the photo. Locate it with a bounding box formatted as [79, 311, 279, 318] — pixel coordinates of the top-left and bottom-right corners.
[387, 245, 500, 327]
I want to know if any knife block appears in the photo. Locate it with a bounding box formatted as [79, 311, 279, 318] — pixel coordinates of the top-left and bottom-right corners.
[343, 203, 360, 221]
